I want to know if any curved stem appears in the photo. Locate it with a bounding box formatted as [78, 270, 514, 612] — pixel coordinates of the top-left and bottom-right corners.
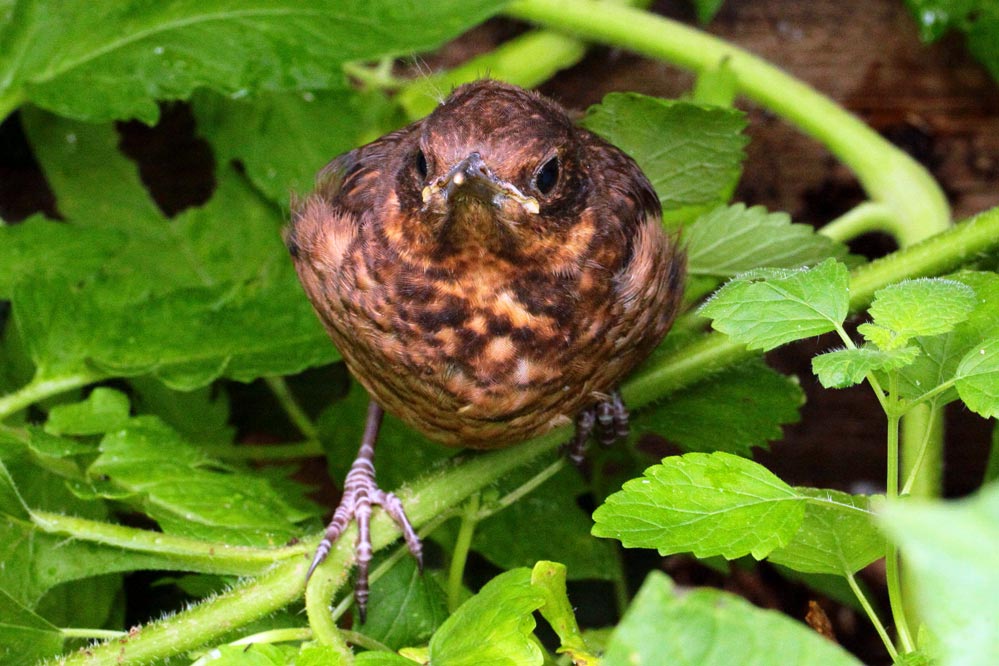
[505, 0, 950, 242]
[821, 202, 899, 243]
[265, 376, 320, 442]
[0, 370, 104, 422]
[397, 0, 652, 121]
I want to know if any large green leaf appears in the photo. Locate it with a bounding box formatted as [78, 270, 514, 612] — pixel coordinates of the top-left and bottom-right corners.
[880, 483, 999, 666]
[592, 452, 806, 560]
[581, 93, 747, 225]
[0, 0, 507, 123]
[603, 572, 863, 666]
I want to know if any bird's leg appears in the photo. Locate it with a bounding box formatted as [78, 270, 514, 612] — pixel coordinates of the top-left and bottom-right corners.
[305, 400, 422, 622]
[565, 390, 631, 465]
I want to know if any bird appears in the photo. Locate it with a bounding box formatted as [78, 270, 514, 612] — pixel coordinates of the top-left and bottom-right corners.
[287, 79, 685, 619]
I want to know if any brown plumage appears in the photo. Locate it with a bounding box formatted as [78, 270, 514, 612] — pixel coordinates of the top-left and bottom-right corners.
[287, 80, 685, 616]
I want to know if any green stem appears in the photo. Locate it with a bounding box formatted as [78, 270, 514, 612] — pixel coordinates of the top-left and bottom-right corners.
[0, 370, 104, 422]
[821, 202, 899, 243]
[505, 0, 950, 242]
[265, 376, 320, 442]
[885, 375, 916, 653]
[49, 555, 310, 666]
[845, 573, 897, 661]
[900, 402, 941, 498]
[60, 628, 127, 641]
[32, 510, 303, 575]
[231, 627, 312, 646]
[448, 493, 481, 611]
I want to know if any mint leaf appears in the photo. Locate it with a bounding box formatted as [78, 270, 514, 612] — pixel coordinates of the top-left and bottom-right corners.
[581, 93, 747, 224]
[9, 110, 338, 388]
[954, 336, 999, 418]
[360, 557, 448, 650]
[592, 452, 806, 560]
[353, 652, 416, 666]
[190, 643, 294, 665]
[767, 489, 885, 576]
[0, 218, 123, 298]
[895, 271, 999, 404]
[194, 88, 400, 208]
[530, 561, 599, 665]
[860, 278, 977, 350]
[633, 358, 804, 456]
[44, 387, 131, 436]
[812, 346, 920, 389]
[0, 0, 506, 123]
[686, 204, 847, 277]
[700, 258, 850, 351]
[429, 568, 545, 666]
[474, 464, 616, 581]
[904, 1, 999, 81]
[129, 377, 234, 444]
[880, 483, 999, 666]
[89, 417, 319, 545]
[603, 571, 863, 666]
[0, 588, 63, 666]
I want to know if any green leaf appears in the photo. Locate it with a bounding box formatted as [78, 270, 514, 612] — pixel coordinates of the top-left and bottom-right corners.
[812, 346, 920, 389]
[880, 483, 999, 666]
[44, 387, 131, 436]
[0, 217, 124, 298]
[429, 568, 546, 666]
[530, 561, 597, 665]
[903, 1, 999, 81]
[193, 88, 401, 208]
[191, 643, 296, 665]
[954, 336, 999, 418]
[129, 376, 235, 444]
[633, 358, 804, 456]
[767, 489, 886, 576]
[603, 571, 863, 666]
[473, 464, 617, 580]
[0, 588, 63, 666]
[581, 93, 747, 225]
[895, 271, 999, 404]
[89, 417, 318, 545]
[686, 204, 848, 277]
[354, 651, 416, 666]
[359, 557, 448, 651]
[592, 452, 806, 560]
[7, 110, 339, 388]
[700, 258, 850, 351]
[860, 278, 977, 350]
[690, 0, 726, 23]
[0, 0, 507, 123]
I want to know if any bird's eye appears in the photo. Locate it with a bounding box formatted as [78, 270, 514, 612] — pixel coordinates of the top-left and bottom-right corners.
[534, 156, 559, 195]
[416, 150, 429, 179]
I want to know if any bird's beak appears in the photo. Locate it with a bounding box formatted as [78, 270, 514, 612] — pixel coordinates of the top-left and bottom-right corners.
[422, 152, 539, 215]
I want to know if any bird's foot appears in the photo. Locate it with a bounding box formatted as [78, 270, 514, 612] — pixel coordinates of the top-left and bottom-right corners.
[564, 390, 630, 466]
[305, 402, 422, 622]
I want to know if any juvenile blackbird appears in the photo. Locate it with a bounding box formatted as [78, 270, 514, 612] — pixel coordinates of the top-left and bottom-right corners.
[287, 80, 685, 617]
